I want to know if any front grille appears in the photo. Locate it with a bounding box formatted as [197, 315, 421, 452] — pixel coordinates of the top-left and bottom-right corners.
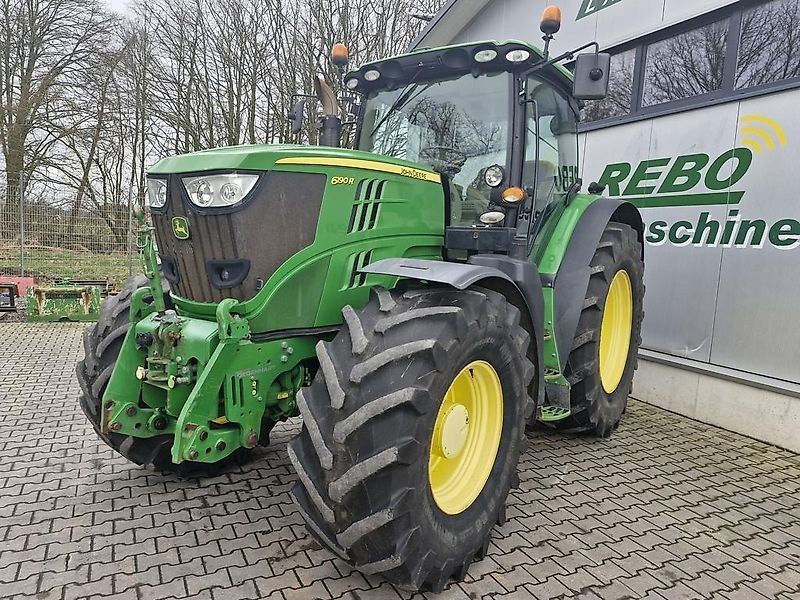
[152, 171, 326, 303]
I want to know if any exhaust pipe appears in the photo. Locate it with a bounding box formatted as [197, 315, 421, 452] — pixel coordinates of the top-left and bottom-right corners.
[314, 75, 342, 147]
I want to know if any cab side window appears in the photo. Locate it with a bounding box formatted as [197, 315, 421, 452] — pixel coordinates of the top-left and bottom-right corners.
[523, 79, 579, 216]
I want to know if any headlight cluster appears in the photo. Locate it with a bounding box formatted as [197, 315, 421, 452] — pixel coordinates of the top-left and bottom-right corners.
[146, 173, 259, 209]
[182, 174, 259, 208]
[483, 164, 505, 188]
[146, 178, 168, 209]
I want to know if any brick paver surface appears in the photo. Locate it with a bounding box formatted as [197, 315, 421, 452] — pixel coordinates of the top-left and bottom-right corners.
[2, 322, 799, 600]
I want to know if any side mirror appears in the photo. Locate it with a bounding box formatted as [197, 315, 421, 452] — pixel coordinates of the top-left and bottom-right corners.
[288, 99, 305, 135]
[573, 52, 611, 101]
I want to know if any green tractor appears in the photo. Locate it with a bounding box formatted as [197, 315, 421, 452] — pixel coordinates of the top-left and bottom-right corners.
[77, 7, 644, 592]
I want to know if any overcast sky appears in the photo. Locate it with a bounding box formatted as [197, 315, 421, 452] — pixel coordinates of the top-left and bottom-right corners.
[105, 0, 130, 13]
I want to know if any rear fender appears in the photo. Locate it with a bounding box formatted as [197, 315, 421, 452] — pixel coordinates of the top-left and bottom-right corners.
[360, 257, 545, 412]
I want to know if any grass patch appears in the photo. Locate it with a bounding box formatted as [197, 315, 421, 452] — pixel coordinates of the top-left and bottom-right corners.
[0, 245, 134, 285]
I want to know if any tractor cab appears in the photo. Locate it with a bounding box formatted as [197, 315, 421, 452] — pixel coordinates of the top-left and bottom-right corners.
[345, 36, 609, 261]
[351, 42, 574, 224]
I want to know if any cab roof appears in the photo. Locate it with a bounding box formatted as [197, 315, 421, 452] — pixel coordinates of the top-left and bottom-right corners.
[345, 40, 574, 96]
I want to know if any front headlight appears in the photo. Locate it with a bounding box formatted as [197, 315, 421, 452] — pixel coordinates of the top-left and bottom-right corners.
[484, 164, 505, 188]
[146, 178, 168, 208]
[182, 173, 260, 208]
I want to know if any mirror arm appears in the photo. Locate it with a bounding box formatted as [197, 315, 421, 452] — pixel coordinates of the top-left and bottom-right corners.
[546, 41, 600, 69]
[528, 40, 601, 78]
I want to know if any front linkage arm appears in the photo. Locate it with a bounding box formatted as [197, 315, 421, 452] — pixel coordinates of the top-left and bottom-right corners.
[134, 205, 166, 314]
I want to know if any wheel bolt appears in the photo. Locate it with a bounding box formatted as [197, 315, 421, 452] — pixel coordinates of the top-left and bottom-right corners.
[188, 450, 199, 460]
[152, 416, 167, 430]
[109, 421, 122, 431]
[125, 406, 137, 416]
[215, 441, 226, 451]
[199, 431, 208, 441]
[246, 431, 258, 447]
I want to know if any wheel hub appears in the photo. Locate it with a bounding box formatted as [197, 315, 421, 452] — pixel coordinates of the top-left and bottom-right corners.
[438, 404, 470, 459]
[428, 360, 504, 515]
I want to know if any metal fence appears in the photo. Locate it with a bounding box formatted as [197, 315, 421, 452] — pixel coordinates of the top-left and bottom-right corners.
[0, 180, 138, 286]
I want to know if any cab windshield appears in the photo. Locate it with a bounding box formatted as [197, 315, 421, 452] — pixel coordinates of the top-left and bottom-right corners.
[358, 73, 510, 225]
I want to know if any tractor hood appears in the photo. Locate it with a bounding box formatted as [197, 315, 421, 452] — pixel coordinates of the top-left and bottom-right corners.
[145, 144, 443, 307]
[148, 144, 440, 180]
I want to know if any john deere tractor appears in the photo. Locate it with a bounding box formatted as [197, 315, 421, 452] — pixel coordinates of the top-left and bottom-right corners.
[77, 6, 644, 592]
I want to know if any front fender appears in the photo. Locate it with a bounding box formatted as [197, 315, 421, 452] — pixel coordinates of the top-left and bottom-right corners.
[361, 257, 546, 412]
[543, 197, 644, 371]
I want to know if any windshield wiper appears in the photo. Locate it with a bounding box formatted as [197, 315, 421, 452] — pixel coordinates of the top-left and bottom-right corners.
[369, 70, 429, 137]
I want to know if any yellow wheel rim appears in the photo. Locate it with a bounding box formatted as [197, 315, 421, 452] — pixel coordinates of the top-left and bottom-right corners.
[428, 360, 503, 515]
[599, 270, 634, 394]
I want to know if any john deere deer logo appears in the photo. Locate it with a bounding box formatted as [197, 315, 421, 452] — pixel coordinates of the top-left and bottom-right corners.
[172, 216, 190, 239]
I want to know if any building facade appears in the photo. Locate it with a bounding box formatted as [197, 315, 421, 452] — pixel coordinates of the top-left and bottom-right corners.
[413, 0, 800, 450]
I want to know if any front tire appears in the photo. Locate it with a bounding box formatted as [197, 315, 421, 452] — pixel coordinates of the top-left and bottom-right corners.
[288, 286, 534, 591]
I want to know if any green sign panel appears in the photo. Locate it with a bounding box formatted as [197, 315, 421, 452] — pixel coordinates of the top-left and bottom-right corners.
[577, 0, 625, 21]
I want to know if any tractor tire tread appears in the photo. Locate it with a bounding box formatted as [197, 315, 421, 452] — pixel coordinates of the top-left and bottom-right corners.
[554, 222, 644, 436]
[288, 285, 534, 590]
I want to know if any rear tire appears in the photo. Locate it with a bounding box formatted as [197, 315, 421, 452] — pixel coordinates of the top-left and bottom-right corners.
[288, 286, 534, 591]
[557, 221, 644, 437]
[76, 275, 256, 477]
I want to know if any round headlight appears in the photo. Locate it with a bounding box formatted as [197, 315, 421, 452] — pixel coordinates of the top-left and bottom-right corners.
[193, 179, 214, 206]
[363, 69, 381, 82]
[484, 165, 504, 188]
[505, 49, 531, 63]
[474, 49, 498, 63]
[345, 77, 360, 90]
[146, 178, 167, 208]
[479, 211, 506, 225]
[220, 182, 243, 205]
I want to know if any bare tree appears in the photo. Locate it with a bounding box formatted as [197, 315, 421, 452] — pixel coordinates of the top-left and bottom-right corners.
[736, 0, 800, 89]
[0, 0, 113, 199]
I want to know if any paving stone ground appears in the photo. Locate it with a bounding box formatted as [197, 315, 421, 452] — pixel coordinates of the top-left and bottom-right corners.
[1, 322, 799, 600]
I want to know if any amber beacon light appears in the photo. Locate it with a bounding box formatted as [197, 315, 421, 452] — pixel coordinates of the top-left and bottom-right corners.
[540, 5, 562, 35]
[331, 43, 349, 68]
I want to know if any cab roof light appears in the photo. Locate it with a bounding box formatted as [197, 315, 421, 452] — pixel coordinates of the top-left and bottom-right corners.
[363, 68, 381, 81]
[473, 48, 498, 63]
[505, 48, 531, 63]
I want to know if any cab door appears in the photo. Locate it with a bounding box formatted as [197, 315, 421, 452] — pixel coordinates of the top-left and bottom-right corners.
[522, 76, 580, 233]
